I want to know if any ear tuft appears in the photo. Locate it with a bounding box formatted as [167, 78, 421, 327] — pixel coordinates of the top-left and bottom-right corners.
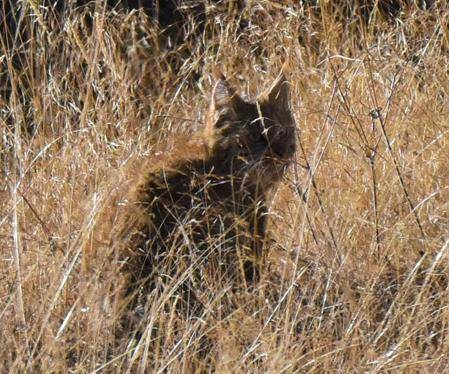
[213, 78, 235, 110]
[206, 76, 242, 148]
[210, 76, 248, 120]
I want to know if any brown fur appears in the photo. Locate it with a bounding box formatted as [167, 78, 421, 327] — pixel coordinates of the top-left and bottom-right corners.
[114, 73, 296, 297]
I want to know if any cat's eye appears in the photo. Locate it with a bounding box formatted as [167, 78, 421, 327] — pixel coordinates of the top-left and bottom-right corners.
[278, 128, 287, 137]
[250, 131, 266, 144]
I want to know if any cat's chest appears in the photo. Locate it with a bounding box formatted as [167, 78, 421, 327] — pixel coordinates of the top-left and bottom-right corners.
[148, 172, 263, 234]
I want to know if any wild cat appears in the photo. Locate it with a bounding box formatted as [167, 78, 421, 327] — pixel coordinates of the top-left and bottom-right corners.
[114, 73, 296, 304]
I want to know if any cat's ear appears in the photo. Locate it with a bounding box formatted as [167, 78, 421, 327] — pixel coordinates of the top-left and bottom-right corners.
[205, 75, 245, 153]
[211, 75, 246, 116]
[262, 73, 291, 112]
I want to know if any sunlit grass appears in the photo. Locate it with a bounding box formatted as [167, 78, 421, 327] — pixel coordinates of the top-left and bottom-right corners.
[1, 1, 449, 371]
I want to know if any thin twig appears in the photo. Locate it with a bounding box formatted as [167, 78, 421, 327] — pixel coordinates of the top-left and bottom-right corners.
[364, 60, 382, 256]
[298, 139, 339, 254]
[366, 60, 426, 251]
[4, 173, 52, 239]
[378, 115, 426, 240]
[368, 116, 381, 257]
[291, 159, 320, 247]
[4, 29, 30, 354]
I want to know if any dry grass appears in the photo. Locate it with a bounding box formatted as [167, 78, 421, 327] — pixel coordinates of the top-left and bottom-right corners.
[1, 1, 449, 372]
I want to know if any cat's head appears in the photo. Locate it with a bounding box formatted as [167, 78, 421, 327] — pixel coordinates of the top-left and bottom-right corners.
[205, 73, 296, 189]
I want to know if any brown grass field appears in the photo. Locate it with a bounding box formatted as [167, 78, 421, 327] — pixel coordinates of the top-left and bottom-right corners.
[1, 1, 449, 372]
